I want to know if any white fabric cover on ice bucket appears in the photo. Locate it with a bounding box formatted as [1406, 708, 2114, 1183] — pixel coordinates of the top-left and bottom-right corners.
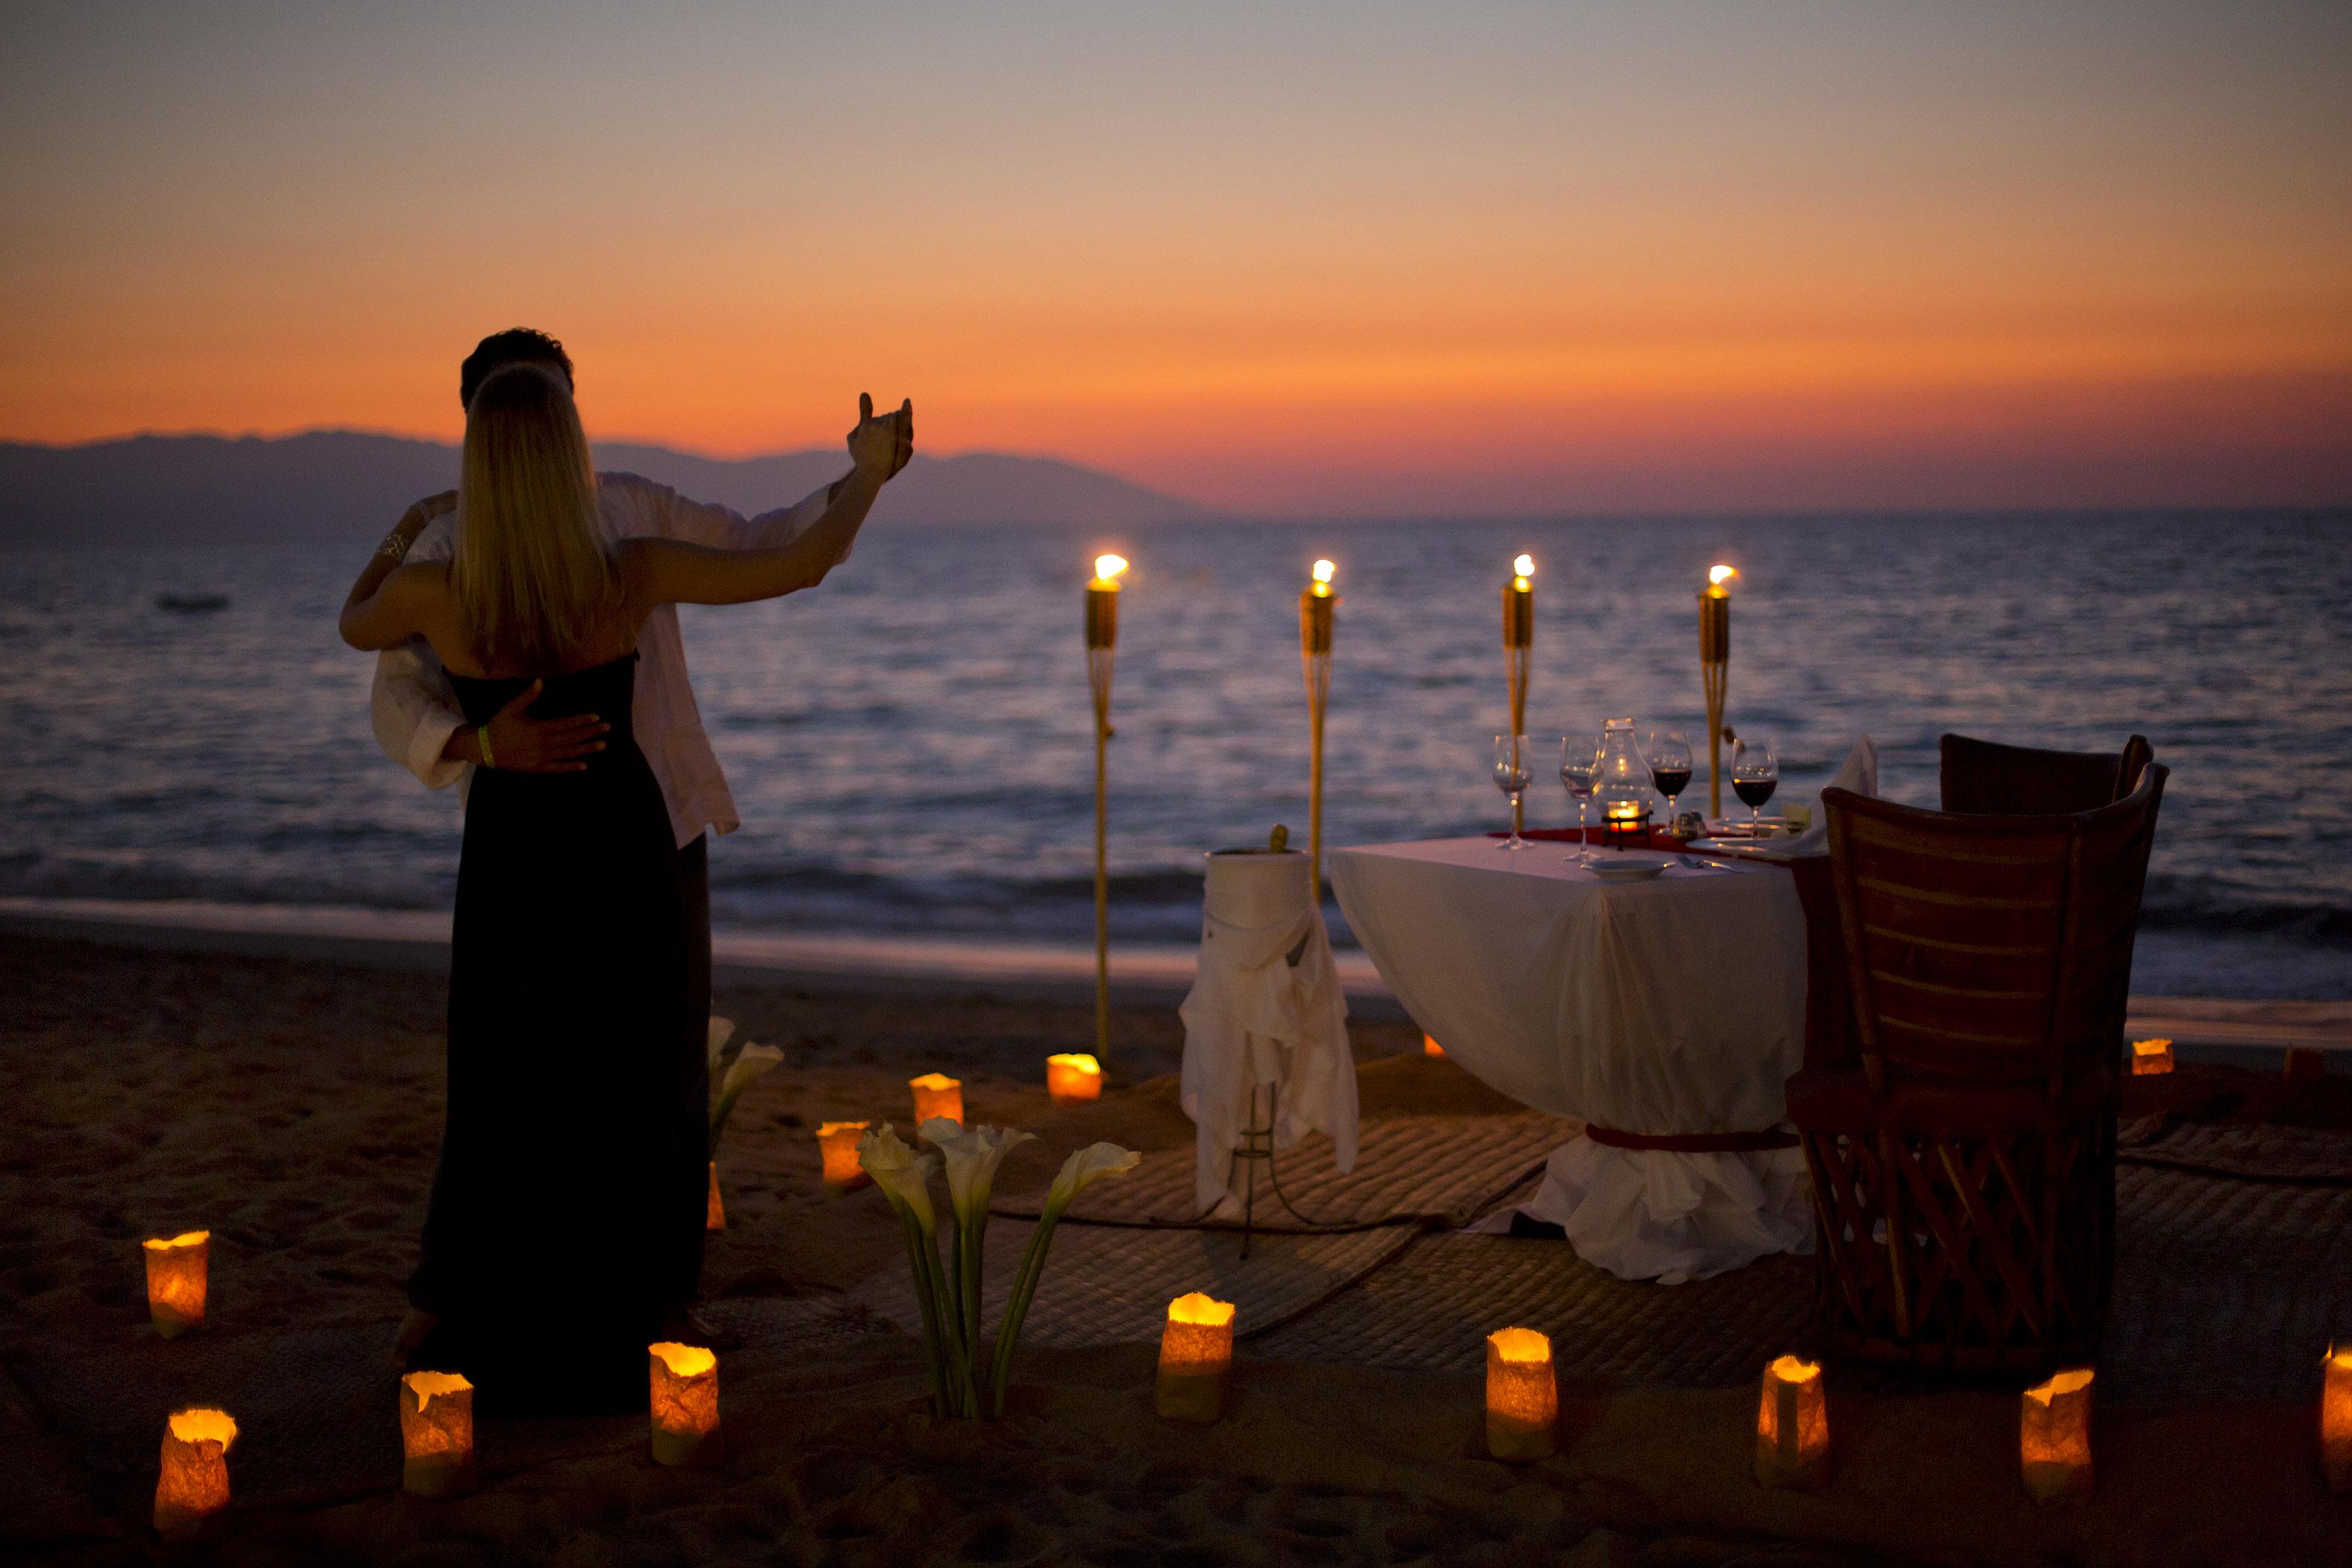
[1178, 849, 1357, 1215]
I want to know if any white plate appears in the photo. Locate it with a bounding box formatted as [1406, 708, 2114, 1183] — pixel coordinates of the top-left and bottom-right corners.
[1587, 853, 1675, 882]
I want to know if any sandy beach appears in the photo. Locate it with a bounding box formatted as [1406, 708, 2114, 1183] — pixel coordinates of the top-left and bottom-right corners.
[5, 931, 2350, 1567]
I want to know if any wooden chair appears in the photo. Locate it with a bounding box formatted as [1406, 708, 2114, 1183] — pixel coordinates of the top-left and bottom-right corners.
[1787, 764, 2167, 1372]
[1939, 732, 2152, 817]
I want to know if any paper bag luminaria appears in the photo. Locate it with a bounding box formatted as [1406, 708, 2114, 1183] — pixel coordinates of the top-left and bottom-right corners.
[153, 1407, 236, 1542]
[2020, 1367, 2094, 1504]
[1046, 1053, 1102, 1104]
[1752, 1355, 1830, 1489]
[648, 1341, 721, 1466]
[909, 1072, 964, 1127]
[1156, 1292, 1236, 1423]
[143, 1230, 209, 1337]
[1484, 1327, 1556, 1460]
[399, 1371, 476, 1498]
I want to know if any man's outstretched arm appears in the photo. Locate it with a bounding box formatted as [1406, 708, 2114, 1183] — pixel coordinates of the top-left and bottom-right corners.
[634, 394, 912, 561]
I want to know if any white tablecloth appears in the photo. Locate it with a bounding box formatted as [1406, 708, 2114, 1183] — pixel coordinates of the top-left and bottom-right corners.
[1328, 837, 1813, 1282]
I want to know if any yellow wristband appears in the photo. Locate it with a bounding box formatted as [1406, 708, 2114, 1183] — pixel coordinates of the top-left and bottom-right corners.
[477, 727, 495, 768]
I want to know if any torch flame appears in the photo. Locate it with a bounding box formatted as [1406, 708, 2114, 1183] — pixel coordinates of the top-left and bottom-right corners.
[1312, 559, 1334, 585]
[1709, 564, 1737, 588]
[1512, 554, 1535, 579]
[1093, 554, 1128, 582]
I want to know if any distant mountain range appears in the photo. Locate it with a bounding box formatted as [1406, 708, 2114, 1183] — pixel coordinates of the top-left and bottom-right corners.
[0, 429, 1215, 546]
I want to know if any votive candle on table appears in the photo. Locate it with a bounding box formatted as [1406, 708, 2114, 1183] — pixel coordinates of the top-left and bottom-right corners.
[648, 1342, 722, 1466]
[909, 1072, 964, 1127]
[2323, 1345, 2352, 1492]
[1046, 1053, 1103, 1104]
[1752, 1355, 1830, 1489]
[817, 1121, 873, 1190]
[399, 1372, 476, 1498]
[143, 1231, 209, 1337]
[2020, 1367, 2094, 1504]
[1157, 1292, 1236, 1423]
[2129, 1038, 2174, 1076]
[1484, 1327, 1557, 1460]
[154, 1407, 236, 1542]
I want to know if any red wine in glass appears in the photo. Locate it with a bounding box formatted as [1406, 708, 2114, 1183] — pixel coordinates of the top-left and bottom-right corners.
[1652, 766, 1692, 799]
[1732, 777, 1776, 809]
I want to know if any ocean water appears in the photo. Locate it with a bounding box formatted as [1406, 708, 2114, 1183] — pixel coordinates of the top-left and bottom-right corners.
[3, 512, 2348, 999]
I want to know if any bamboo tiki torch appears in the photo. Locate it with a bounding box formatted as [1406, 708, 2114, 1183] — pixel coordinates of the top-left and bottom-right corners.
[1502, 554, 1535, 839]
[1085, 553, 1127, 1062]
[1699, 564, 1736, 819]
[1300, 559, 1337, 892]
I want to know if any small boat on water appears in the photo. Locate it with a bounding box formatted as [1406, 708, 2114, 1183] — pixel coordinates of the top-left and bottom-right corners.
[155, 593, 231, 613]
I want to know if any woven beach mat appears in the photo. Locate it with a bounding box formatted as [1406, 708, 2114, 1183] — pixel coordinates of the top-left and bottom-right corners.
[851, 1219, 1422, 1350]
[2100, 1163, 2352, 1406]
[991, 1109, 1575, 1233]
[1251, 1231, 1815, 1387]
[2119, 1119, 2352, 1185]
[1249, 1161, 2352, 1407]
[2, 1296, 873, 1517]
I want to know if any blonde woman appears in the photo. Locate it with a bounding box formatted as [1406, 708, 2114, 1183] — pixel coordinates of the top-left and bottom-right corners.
[340, 364, 910, 1412]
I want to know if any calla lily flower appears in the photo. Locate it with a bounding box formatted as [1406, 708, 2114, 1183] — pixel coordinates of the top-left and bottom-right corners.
[857, 1123, 940, 1234]
[712, 1042, 784, 1140]
[1044, 1142, 1142, 1215]
[920, 1121, 1036, 1224]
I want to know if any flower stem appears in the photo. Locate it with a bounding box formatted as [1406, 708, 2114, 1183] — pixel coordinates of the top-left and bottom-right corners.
[988, 1205, 1064, 1419]
[892, 1201, 948, 1416]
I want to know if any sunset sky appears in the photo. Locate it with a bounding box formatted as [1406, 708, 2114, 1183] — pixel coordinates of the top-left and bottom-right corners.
[4, 1, 2348, 515]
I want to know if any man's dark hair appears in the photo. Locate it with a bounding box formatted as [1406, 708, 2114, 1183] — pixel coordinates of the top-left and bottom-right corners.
[459, 329, 574, 411]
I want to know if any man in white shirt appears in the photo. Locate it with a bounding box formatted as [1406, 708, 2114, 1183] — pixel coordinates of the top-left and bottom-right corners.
[370, 328, 910, 1322]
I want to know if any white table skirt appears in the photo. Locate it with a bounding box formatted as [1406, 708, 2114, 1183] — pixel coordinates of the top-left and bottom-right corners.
[1328, 836, 1813, 1282]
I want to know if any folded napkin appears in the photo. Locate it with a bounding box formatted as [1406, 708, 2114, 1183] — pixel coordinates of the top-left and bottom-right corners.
[1788, 736, 1878, 855]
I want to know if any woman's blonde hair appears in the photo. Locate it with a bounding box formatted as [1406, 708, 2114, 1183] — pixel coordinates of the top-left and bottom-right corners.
[453, 364, 615, 671]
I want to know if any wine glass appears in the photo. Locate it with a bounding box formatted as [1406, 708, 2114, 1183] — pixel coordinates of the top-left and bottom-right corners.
[1730, 737, 1779, 835]
[1560, 733, 1602, 865]
[1493, 735, 1533, 850]
[1644, 729, 1692, 833]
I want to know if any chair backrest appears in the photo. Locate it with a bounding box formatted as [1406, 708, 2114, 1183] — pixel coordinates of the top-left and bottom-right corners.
[1823, 764, 2167, 1093]
[1938, 732, 2152, 816]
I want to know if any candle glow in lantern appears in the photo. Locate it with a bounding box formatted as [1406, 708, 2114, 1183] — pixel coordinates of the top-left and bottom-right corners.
[1156, 1292, 1236, 1424]
[153, 1407, 236, 1542]
[1501, 556, 1535, 842]
[2129, 1038, 2174, 1076]
[1301, 558, 1338, 891]
[910, 1072, 964, 1126]
[1484, 1326, 1557, 1460]
[1699, 564, 1736, 819]
[399, 1371, 476, 1498]
[706, 1161, 726, 1231]
[648, 1341, 721, 1466]
[1047, 1053, 1102, 1104]
[2020, 1367, 2094, 1504]
[2323, 1345, 2352, 1491]
[1086, 553, 1128, 1063]
[818, 1121, 874, 1190]
[1752, 1355, 1830, 1489]
[143, 1230, 209, 1337]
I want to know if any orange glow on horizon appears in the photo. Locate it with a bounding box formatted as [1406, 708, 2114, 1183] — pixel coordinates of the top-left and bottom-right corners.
[2, 7, 2345, 514]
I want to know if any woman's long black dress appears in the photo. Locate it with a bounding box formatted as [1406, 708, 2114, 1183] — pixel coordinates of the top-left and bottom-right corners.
[408, 653, 703, 1413]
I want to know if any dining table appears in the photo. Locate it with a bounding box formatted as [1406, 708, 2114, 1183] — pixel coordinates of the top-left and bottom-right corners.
[1327, 833, 1820, 1283]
